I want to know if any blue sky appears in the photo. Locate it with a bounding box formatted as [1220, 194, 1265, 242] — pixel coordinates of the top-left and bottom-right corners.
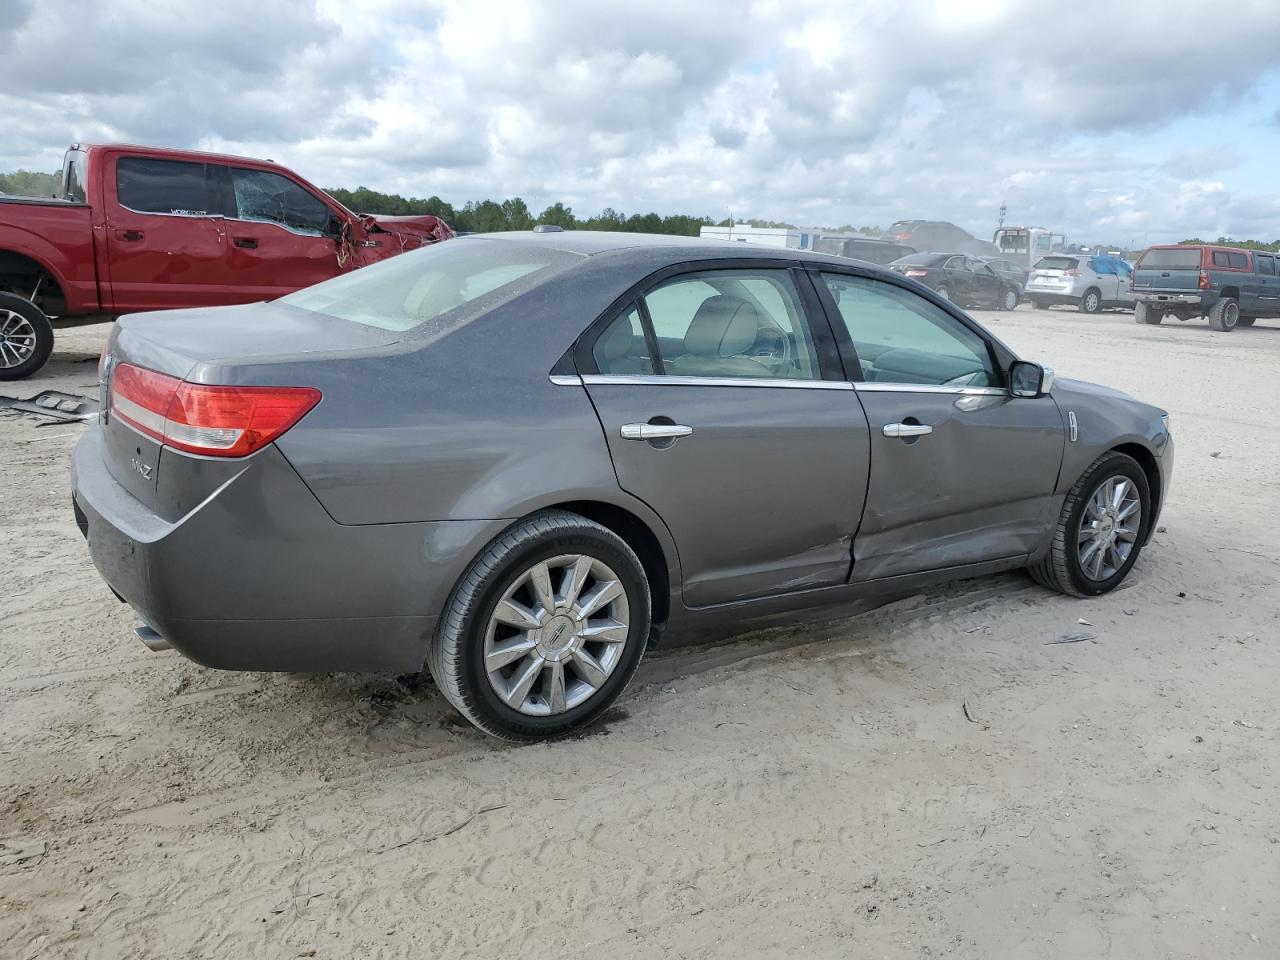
[3, 0, 1280, 246]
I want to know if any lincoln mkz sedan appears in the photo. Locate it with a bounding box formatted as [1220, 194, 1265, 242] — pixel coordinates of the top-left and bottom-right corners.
[72, 232, 1173, 740]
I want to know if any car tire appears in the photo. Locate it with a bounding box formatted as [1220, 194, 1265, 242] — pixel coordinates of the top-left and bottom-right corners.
[1030, 298, 1049, 310]
[427, 509, 651, 742]
[1236, 316, 1256, 327]
[935, 285, 952, 302]
[1208, 297, 1239, 332]
[999, 287, 1019, 311]
[1028, 451, 1153, 598]
[1134, 302, 1162, 324]
[0, 293, 55, 381]
[1079, 288, 1102, 314]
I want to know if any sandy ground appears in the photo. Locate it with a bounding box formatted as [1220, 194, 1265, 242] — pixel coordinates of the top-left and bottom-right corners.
[1, 307, 1278, 960]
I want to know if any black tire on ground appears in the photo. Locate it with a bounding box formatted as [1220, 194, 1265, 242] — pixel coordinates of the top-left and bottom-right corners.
[427, 509, 651, 742]
[0, 292, 55, 381]
[1134, 301, 1162, 325]
[999, 287, 1019, 311]
[1028, 451, 1153, 598]
[1207, 297, 1239, 332]
[1030, 298, 1049, 310]
[1236, 316, 1256, 327]
[1079, 288, 1102, 314]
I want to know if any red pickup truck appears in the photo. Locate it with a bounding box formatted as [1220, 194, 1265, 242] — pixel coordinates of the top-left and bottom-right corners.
[0, 143, 452, 379]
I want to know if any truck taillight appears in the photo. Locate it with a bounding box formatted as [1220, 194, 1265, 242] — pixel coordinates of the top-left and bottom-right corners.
[1064, 269, 1080, 277]
[1198, 271, 1210, 290]
[905, 269, 928, 277]
[110, 363, 320, 457]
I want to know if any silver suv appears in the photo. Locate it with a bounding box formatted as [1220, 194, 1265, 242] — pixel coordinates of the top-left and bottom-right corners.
[1026, 255, 1135, 313]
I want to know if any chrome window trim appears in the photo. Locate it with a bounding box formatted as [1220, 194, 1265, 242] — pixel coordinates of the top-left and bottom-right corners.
[854, 382, 1008, 396]
[579, 374, 854, 391]
[548, 374, 583, 386]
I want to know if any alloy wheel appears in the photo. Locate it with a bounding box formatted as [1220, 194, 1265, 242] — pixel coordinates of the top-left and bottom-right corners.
[0, 308, 37, 370]
[483, 554, 630, 716]
[1077, 476, 1142, 581]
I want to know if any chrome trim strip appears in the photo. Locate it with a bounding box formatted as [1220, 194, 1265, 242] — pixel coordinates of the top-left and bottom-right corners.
[854, 383, 1008, 396]
[580, 374, 854, 391]
[1041, 366, 1056, 394]
[548, 374, 583, 386]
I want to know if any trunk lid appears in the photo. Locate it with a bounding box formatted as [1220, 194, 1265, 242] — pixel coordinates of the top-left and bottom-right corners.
[100, 301, 399, 516]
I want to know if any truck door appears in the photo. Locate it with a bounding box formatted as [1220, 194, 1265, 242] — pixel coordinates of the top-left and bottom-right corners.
[104, 155, 231, 312]
[214, 165, 349, 299]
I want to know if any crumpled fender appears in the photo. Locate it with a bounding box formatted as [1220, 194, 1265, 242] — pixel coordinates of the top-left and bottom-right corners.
[360, 213, 454, 247]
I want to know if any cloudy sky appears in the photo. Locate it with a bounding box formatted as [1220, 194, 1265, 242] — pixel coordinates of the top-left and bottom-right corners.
[4, 0, 1280, 245]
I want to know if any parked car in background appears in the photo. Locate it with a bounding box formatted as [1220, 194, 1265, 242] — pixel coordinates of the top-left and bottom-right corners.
[885, 220, 999, 257]
[812, 235, 916, 265]
[889, 252, 1022, 310]
[73, 231, 1172, 741]
[0, 143, 453, 380]
[1131, 244, 1279, 331]
[1025, 255, 1134, 313]
[978, 256, 1030, 293]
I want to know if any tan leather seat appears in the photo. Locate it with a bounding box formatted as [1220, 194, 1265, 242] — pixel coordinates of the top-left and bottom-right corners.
[596, 318, 651, 374]
[665, 295, 770, 378]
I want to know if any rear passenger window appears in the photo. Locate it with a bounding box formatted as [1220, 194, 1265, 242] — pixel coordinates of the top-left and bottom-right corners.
[1214, 251, 1249, 269]
[592, 305, 653, 375]
[643, 270, 820, 380]
[117, 157, 212, 216]
[1258, 256, 1275, 276]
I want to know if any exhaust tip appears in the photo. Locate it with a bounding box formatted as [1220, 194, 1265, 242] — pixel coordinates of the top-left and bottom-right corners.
[134, 625, 172, 652]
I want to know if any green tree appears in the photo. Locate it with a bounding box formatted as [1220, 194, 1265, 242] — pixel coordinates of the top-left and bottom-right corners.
[0, 169, 60, 198]
[501, 197, 534, 231]
[536, 202, 577, 228]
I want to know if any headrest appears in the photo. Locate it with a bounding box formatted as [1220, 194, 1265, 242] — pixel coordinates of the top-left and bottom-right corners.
[599, 317, 637, 363]
[683, 296, 758, 358]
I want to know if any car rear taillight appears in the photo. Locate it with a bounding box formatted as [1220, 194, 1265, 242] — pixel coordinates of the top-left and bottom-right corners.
[1064, 269, 1080, 277]
[110, 363, 320, 457]
[905, 269, 928, 277]
[1198, 271, 1210, 290]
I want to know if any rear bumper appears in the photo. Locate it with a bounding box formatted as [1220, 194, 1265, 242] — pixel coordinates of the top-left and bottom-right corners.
[1025, 290, 1079, 305]
[71, 426, 510, 673]
[1134, 292, 1204, 306]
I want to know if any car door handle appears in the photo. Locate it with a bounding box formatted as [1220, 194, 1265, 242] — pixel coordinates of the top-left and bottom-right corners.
[621, 423, 693, 441]
[233, 237, 259, 249]
[114, 229, 144, 242]
[883, 422, 933, 438]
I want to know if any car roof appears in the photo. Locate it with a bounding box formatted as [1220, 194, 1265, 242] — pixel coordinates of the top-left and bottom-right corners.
[459, 230, 862, 266]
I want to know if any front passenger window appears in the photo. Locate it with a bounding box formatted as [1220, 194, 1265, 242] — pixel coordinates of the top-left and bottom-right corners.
[821, 274, 996, 387]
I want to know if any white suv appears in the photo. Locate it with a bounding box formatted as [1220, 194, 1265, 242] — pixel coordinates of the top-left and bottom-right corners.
[1026, 255, 1135, 314]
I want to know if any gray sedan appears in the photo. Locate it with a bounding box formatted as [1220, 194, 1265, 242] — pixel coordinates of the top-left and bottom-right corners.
[72, 232, 1173, 740]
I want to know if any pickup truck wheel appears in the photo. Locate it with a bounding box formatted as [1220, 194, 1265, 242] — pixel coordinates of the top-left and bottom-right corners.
[1208, 297, 1239, 332]
[0, 293, 54, 381]
[1236, 316, 1256, 327]
[1079, 288, 1102, 314]
[1134, 302, 1162, 325]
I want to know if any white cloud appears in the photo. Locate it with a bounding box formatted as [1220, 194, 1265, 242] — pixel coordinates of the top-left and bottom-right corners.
[3, 0, 1280, 242]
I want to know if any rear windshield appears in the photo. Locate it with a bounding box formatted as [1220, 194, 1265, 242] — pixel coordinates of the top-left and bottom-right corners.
[1137, 248, 1201, 270]
[281, 238, 579, 334]
[1034, 257, 1078, 271]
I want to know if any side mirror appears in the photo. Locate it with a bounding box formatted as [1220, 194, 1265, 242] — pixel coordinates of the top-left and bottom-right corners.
[1009, 360, 1054, 398]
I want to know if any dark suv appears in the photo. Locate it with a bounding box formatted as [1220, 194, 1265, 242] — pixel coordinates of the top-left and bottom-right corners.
[1132, 244, 1279, 331]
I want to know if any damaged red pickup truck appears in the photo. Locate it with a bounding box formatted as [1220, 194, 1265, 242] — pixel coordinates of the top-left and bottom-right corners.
[0, 144, 453, 379]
